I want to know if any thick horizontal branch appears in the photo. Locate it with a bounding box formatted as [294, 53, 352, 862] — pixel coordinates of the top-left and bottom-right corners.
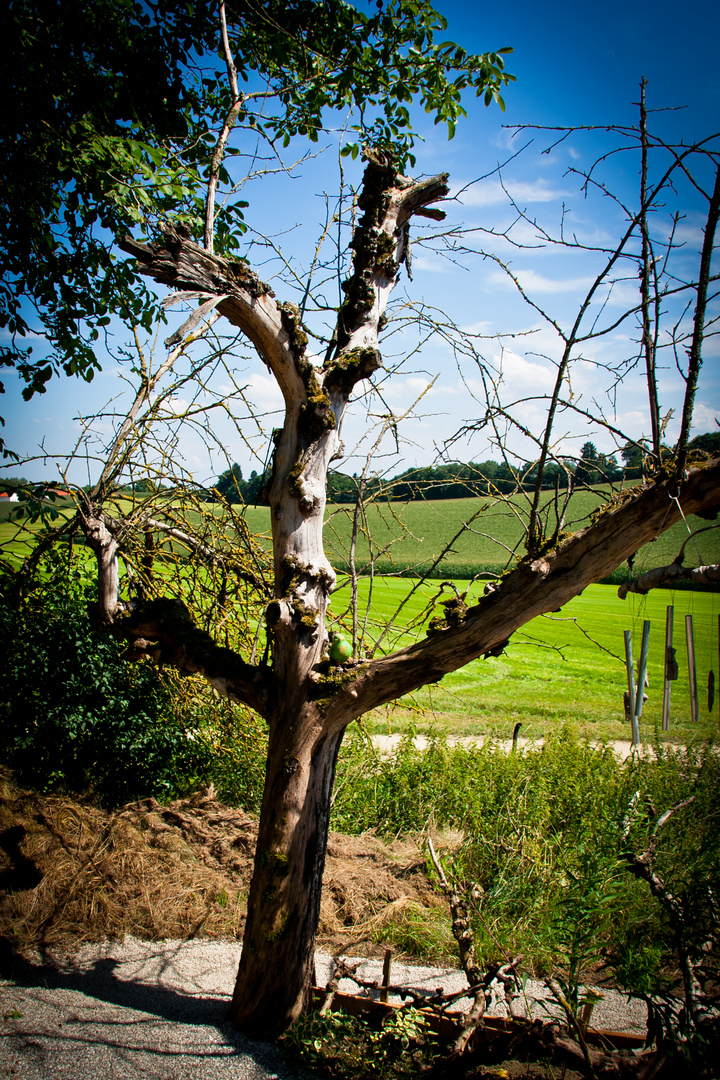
[321, 458, 720, 732]
[119, 226, 303, 401]
[121, 598, 273, 719]
[618, 561, 720, 598]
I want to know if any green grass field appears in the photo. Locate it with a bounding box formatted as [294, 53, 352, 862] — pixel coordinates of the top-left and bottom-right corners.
[2, 491, 718, 746]
[3, 487, 717, 579]
[242, 488, 719, 580]
[328, 577, 720, 744]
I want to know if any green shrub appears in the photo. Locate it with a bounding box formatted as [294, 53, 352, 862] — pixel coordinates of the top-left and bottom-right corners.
[0, 554, 267, 807]
[332, 729, 720, 992]
[282, 1006, 440, 1079]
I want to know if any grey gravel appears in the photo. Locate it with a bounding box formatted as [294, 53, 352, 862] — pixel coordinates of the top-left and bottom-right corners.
[0, 939, 306, 1080]
[1, 937, 647, 1078]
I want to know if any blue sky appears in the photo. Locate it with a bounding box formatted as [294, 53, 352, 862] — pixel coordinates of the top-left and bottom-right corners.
[2, 0, 719, 485]
[444, 0, 720, 137]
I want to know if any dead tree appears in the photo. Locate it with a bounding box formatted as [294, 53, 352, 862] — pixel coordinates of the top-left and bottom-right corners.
[111, 154, 720, 1037]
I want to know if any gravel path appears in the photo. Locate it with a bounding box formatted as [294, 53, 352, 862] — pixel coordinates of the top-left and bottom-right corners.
[0, 939, 303, 1080]
[1, 938, 647, 1078]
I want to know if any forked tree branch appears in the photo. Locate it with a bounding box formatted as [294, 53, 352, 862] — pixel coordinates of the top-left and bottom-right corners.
[122, 598, 273, 717]
[119, 228, 302, 402]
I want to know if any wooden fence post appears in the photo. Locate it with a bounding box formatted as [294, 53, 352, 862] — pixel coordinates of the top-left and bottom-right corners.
[381, 949, 393, 1004]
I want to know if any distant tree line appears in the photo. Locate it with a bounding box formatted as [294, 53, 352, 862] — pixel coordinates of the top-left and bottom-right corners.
[5, 432, 716, 508]
[209, 432, 719, 505]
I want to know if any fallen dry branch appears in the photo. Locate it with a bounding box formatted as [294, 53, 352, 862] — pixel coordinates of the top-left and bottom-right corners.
[305, 982, 669, 1079]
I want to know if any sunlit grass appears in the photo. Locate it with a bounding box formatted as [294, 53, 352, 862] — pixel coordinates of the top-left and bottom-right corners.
[2, 491, 717, 747]
[331, 578, 720, 744]
[243, 489, 717, 580]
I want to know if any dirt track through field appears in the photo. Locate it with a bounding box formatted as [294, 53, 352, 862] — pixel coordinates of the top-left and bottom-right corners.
[372, 734, 652, 759]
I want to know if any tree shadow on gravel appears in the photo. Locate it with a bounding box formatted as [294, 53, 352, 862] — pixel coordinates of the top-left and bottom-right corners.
[0, 941, 299, 1077]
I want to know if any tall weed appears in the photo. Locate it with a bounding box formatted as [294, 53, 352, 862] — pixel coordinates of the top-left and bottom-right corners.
[332, 729, 719, 990]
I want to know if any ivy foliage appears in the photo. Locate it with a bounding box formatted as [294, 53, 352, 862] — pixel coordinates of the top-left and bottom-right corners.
[1, 0, 513, 426]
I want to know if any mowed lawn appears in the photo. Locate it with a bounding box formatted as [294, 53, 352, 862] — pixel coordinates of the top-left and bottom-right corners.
[2, 492, 718, 745]
[329, 577, 720, 745]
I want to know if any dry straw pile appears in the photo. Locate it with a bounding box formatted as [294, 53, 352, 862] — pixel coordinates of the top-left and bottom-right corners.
[0, 770, 439, 958]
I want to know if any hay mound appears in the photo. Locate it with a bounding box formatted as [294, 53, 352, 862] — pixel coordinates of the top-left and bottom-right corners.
[0, 770, 439, 958]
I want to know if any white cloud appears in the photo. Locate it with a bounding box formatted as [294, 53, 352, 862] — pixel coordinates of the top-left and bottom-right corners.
[454, 178, 570, 208]
[458, 320, 495, 335]
[486, 267, 596, 295]
[163, 397, 192, 416]
[0, 328, 45, 343]
[411, 254, 453, 275]
[243, 371, 284, 411]
[34, 416, 65, 429]
[465, 345, 557, 394]
[691, 403, 720, 432]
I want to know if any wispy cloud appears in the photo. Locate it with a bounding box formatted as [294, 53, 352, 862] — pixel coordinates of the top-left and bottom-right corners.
[244, 371, 284, 410]
[454, 178, 570, 208]
[691, 403, 720, 432]
[486, 267, 596, 295]
[411, 254, 453, 275]
[0, 328, 45, 343]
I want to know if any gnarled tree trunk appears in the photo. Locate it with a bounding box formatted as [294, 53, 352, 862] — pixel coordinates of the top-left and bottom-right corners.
[116, 156, 720, 1038]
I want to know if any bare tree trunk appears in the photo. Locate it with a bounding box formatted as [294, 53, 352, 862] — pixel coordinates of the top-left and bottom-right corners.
[230, 713, 344, 1037]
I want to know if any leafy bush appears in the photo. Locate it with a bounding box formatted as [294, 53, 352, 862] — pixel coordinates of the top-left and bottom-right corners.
[282, 1006, 440, 1079]
[332, 729, 720, 994]
[0, 553, 267, 807]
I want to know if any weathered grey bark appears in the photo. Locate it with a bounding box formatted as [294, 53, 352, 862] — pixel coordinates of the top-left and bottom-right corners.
[82, 510, 121, 627]
[619, 561, 720, 598]
[117, 159, 720, 1038]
